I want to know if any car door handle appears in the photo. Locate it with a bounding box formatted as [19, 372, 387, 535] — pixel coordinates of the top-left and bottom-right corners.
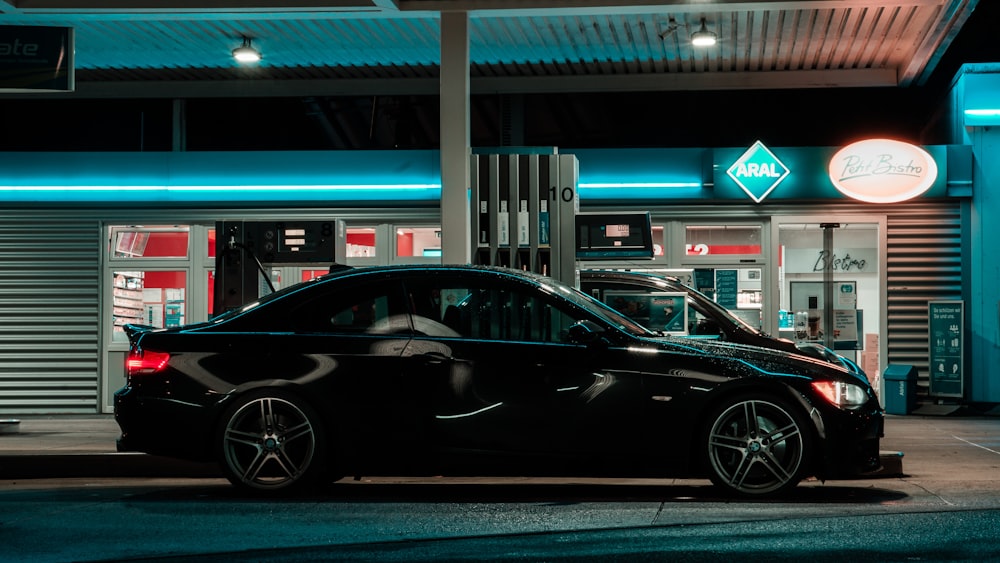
[417, 351, 453, 364]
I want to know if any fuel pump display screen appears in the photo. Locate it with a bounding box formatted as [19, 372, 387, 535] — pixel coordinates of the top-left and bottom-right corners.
[575, 212, 654, 259]
[279, 228, 313, 253]
[241, 221, 338, 263]
[604, 224, 632, 240]
[214, 219, 344, 316]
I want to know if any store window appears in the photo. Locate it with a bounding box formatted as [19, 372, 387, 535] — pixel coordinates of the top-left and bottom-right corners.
[110, 226, 190, 259]
[396, 226, 441, 258]
[347, 227, 377, 258]
[685, 225, 762, 257]
[110, 269, 189, 342]
[108, 225, 192, 343]
[652, 225, 665, 257]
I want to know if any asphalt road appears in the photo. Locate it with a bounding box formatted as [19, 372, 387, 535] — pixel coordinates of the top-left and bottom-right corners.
[2, 476, 999, 562]
[1, 415, 999, 562]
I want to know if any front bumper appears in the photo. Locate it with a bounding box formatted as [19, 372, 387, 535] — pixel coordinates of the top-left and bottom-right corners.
[813, 403, 884, 479]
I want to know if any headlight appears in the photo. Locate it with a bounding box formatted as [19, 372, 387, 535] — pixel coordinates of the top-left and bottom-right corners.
[811, 380, 869, 410]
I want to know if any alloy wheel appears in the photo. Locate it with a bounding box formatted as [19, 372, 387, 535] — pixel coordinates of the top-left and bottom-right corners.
[706, 398, 806, 496]
[221, 396, 318, 491]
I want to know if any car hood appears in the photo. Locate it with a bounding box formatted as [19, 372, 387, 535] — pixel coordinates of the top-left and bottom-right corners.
[639, 333, 868, 385]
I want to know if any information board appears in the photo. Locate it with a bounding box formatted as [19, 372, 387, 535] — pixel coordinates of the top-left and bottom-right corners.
[928, 301, 964, 398]
[714, 269, 738, 310]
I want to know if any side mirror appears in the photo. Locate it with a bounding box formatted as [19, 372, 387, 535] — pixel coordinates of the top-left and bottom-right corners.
[567, 320, 607, 345]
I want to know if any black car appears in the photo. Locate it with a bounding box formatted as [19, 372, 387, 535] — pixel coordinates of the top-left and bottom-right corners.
[116, 265, 883, 497]
[581, 269, 867, 375]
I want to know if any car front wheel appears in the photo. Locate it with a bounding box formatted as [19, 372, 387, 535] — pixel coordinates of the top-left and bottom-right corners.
[217, 391, 327, 494]
[703, 394, 812, 496]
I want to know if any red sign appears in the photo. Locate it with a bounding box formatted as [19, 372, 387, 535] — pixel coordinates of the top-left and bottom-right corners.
[686, 244, 761, 256]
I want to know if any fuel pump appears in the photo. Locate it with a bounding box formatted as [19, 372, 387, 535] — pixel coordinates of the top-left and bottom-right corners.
[213, 220, 346, 316]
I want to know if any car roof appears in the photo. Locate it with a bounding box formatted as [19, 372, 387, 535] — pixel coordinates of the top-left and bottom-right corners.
[321, 263, 552, 283]
[581, 269, 684, 286]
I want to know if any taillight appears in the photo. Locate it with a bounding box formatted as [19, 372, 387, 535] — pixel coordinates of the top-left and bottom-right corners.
[127, 349, 170, 377]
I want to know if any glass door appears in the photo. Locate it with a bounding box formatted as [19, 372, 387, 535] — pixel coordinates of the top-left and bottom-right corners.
[680, 223, 768, 332]
[772, 215, 886, 388]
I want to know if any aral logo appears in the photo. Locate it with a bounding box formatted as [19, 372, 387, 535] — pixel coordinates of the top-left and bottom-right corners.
[726, 141, 789, 203]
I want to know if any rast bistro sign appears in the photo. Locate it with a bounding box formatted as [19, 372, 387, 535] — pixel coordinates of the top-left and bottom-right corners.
[828, 138, 938, 203]
[784, 248, 878, 274]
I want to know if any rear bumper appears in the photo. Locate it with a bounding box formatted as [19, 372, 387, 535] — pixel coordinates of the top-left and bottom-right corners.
[114, 385, 218, 462]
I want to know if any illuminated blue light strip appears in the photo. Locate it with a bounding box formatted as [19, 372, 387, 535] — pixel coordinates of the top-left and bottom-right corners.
[964, 109, 1000, 126]
[578, 182, 701, 188]
[0, 184, 441, 191]
[0, 184, 442, 203]
[578, 182, 705, 201]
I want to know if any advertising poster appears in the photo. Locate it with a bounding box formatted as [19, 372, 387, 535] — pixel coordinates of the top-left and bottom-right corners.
[714, 269, 738, 309]
[0, 25, 74, 92]
[929, 301, 963, 398]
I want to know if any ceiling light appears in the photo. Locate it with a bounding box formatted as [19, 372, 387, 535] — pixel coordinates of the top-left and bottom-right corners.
[691, 19, 717, 47]
[232, 37, 261, 63]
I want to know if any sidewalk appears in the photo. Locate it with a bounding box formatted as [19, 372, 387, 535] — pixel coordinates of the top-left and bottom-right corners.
[0, 415, 219, 478]
[1, 413, 999, 481]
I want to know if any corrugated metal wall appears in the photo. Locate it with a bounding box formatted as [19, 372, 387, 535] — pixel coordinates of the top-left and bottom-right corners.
[886, 202, 964, 397]
[0, 215, 100, 414]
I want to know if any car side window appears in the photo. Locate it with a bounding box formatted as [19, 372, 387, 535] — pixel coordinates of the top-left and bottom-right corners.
[405, 279, 578, 342]
[289, 280, 408, 334]
[588, 280, 706, 334]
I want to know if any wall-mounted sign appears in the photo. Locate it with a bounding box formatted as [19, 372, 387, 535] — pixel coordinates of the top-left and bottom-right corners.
[0, 25, 74, 92]
[714, 269, 739, 309]
[784, 248, 878, 274]
[726, 141, 789, 203]
[929, 301, 963, 398]
[828, 139, 938, 203]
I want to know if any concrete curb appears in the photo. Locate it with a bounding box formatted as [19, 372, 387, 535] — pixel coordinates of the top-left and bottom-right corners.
[0, 453, 220, 479]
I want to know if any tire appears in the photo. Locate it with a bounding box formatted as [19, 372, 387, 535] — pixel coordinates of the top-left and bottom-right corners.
[217, 390, 327, 494]
[702, 394, 812, 497]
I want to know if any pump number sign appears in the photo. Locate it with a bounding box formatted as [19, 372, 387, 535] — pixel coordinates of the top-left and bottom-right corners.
[726, 141, 790, 203]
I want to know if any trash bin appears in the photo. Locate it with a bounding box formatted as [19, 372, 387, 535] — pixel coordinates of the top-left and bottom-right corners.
[883, 364, 918, 415]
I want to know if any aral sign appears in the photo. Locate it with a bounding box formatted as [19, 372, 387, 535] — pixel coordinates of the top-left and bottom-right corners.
[726, 141, 789, 203]
[828, 139, 937, 203]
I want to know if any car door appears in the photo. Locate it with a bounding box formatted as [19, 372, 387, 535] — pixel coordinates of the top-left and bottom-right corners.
[280, 277, 430, 471]
[400, 272, 647, 472]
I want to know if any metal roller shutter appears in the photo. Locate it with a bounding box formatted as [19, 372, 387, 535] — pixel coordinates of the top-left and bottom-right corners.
[886, 202, 963, 398]
[0, 216, 100, 414]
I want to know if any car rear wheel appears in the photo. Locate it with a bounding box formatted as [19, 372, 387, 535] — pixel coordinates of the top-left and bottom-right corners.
[218, 391, 327, 494]
[703, 394, 811, 496]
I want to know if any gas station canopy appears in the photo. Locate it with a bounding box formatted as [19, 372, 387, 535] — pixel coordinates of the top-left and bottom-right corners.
[0, 0, 980, 99]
